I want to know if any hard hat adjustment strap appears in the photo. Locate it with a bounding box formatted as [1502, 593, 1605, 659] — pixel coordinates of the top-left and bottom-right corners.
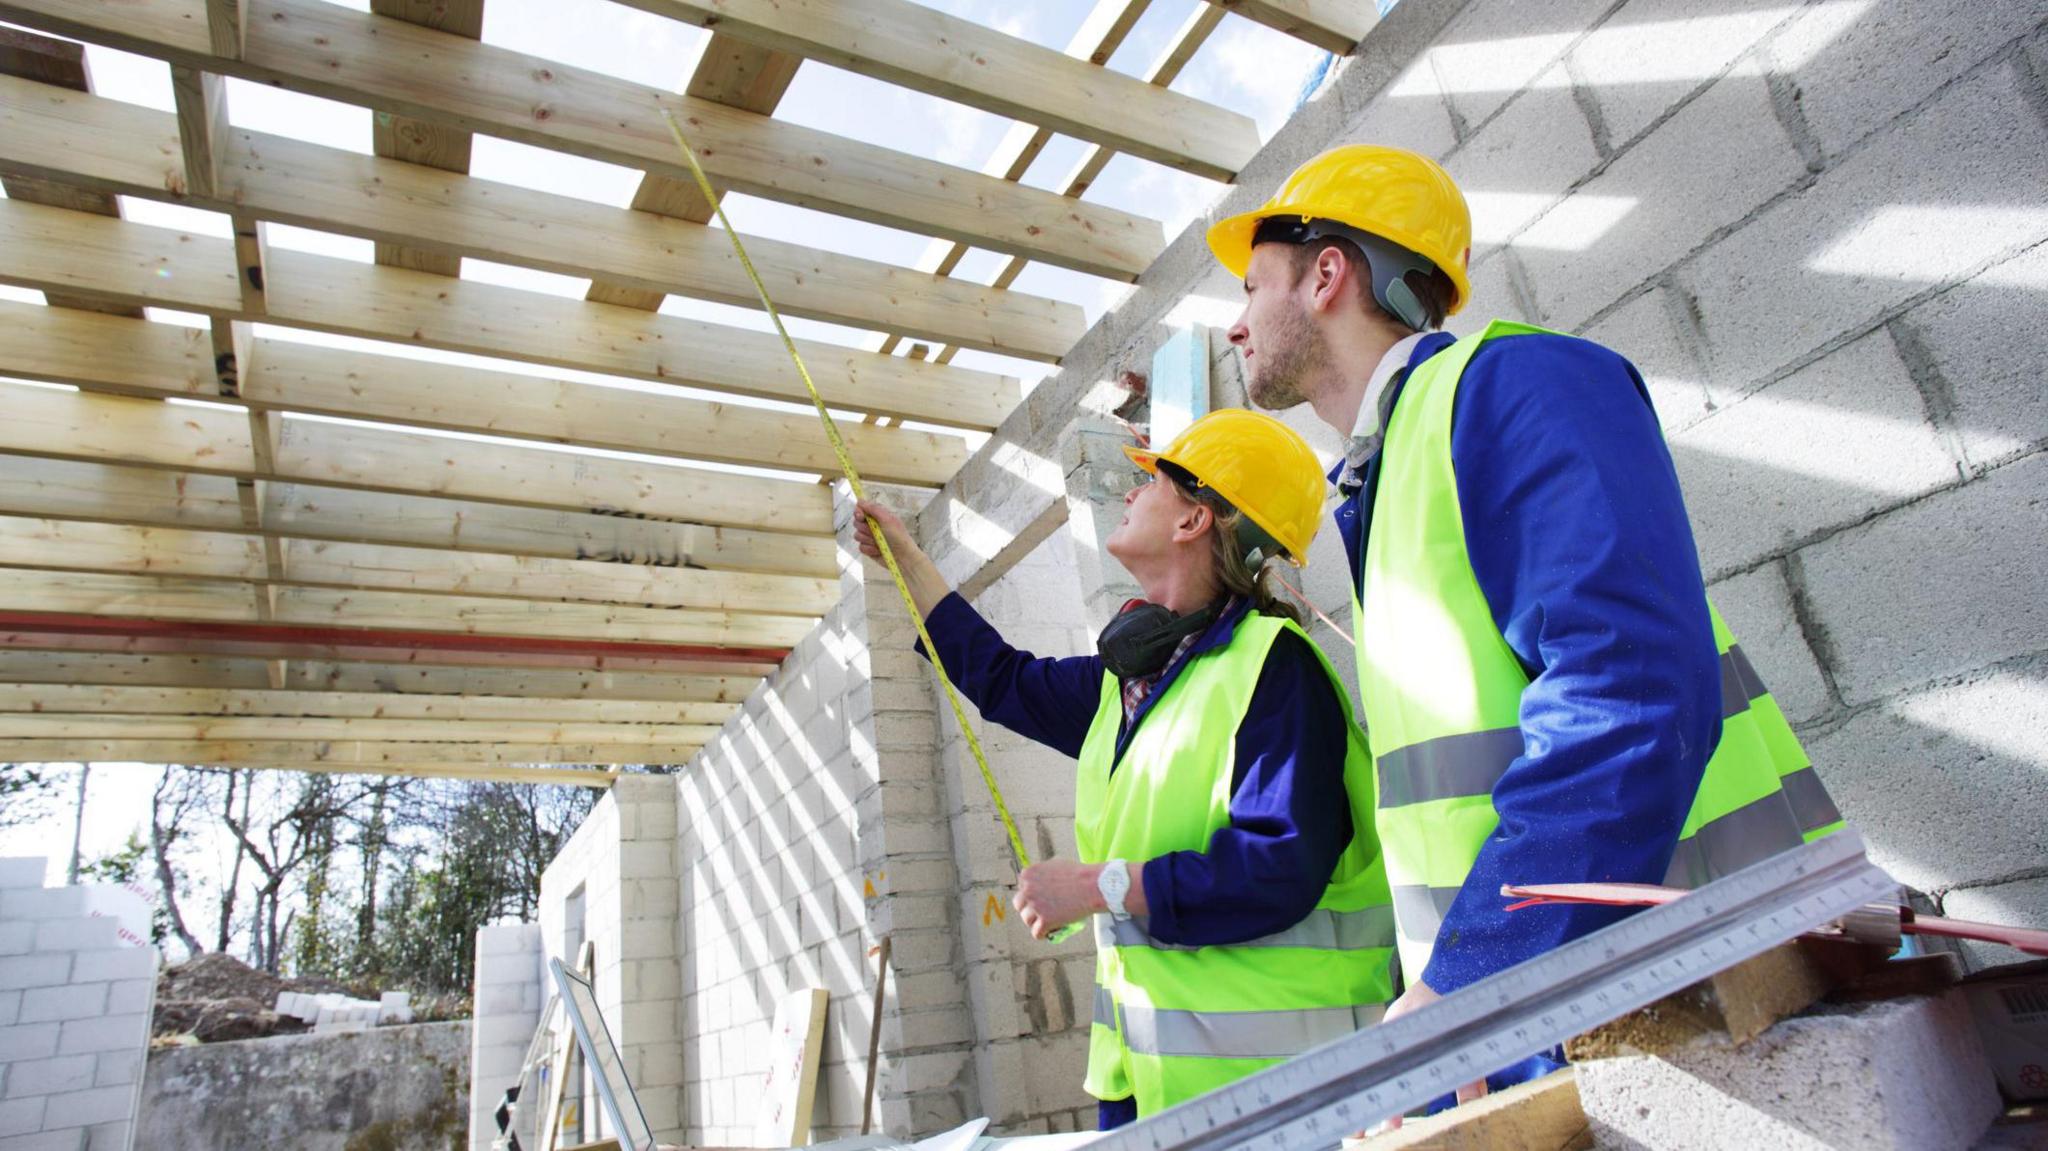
[1258, 216, 1437, 332]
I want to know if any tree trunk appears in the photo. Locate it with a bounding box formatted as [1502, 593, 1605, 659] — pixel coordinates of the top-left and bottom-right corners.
[216, 771, 251, 954]
[64, 763, 90, 884]
[150, 772, 205, 957]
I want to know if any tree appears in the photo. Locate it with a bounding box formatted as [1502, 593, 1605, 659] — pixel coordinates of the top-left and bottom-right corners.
[150, 768, 208, 958]
[0, 762, 56, 832]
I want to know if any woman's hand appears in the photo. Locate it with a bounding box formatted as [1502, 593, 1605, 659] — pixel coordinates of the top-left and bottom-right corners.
[851, 498, 951, 617]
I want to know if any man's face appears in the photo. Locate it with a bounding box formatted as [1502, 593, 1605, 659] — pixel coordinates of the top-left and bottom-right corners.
[1227, 243, 1328, 412]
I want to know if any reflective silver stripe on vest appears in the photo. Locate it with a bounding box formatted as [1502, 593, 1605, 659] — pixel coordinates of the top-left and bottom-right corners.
[1720, 645, 1771, 719]
[1390, 885, 1463, 943]
[1094, 906, 1397, 953]
[1120, 1001, 1387, 1061]
[1375, 726, 1524, 809]
[1779, 766, 1843, 834]
[1663, 790, 1806, 888]
[1093, 984, 1118, 1028]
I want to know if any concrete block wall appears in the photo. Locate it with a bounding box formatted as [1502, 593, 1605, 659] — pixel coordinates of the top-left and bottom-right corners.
[467, 923, 544, 1151]
[537, 776, 682, 1141]
[0, 857, 157, 1151]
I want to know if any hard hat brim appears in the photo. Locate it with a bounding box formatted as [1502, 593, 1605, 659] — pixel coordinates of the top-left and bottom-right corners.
[1121, 441, 1312, 567]
[1206, 207, 1471, 316]
[1122, 444, 1161, 474]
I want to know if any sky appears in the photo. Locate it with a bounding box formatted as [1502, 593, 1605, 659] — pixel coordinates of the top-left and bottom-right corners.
[0, 0, 1334, 892]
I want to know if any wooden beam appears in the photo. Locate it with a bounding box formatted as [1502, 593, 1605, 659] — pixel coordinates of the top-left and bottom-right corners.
[0, 515, 838, 616]
[0, 196, 1019, 432]
[205, 0, 245, 58]
[587, 34, 801, 313]
[1201, 0, 1379, 56]
[0, 739, 700, 765]
[0, 75, 1074, 359]
[611, 0, 1258, 178]
[0, 684, 738, 725]
[0, 27, 143, 317]
[0, 651, 760, 701]
[0, 714, 723, 744]
[0, 0, 1164, 279]
[229, 762, 623, 786]
[0, 456, 839, 578]
[0, 629, 783, 676]
[368, 0, 485, 277]
[0, 381, 838, 536]
[0, 299, 972, 483]
[0, 568, 820, 647]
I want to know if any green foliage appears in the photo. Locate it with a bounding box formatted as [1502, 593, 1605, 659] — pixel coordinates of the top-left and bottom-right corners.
[0, 762, 55, 831]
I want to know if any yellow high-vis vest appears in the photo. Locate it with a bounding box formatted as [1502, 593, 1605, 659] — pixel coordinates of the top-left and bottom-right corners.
[1354, 320, 1845, 981]
[1074, 612, 1397, 1117]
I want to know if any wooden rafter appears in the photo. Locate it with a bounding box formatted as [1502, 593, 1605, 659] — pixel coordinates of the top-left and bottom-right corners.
[1199, 0, 1380, 56]
[0, 739, 698, 766]
[0, 684, 739, 726]
[368, 0, 485, 277]
[0, 631, 783, 677]
[610, 0, 1259, 178]
[0, 197, 1018, 432]
[0, 0, 1166, 279]
[0, 652, 761, 702]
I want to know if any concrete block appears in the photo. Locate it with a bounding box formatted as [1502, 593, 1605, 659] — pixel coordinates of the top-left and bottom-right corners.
[1801, 666, 2047, 898]
[0, 993, 16, 1028]
[0, 960, 69, 995]
[1423, 0, 1618, 130]
[1340, 54, 1460, 162]
[1891, 242, 2048, 472]
[1942, 875, 2048, 972]
[15, 986, 104, 1026]
[1707, 564, 1833, 727]
[1446, 70, 1603, 264]
[101, 982, 147, 1018]
[28, 920, 114, 955]
[82, 1122, 130, 1151]
[1517, 72, 1808, 333]
[37, 1085, 132, 1127]
[1670, 329, 1956, 579]
[1682, 61, 2048, 392]
[1441, 250, 1523, 341]
[1578, 994, 1999, 1150]
[1568, 0, 1804, 144]
[63, 952, 148, 987]
[3, 1054, 95, 1098]
[1800, 451, 2048, 703]
[0, 891, 81, 923]
[0, 925, 31, 958]
[54, 1015, 142, 1058]
[0, 862, 42, 892]
[0, 1131, 84, 1151]
[1770, 0, 2044, 158]
[0, 1098, 40, 1138]
[1577, 286, 1715, 434]
[0, 1024, 59, 1063]
[89, 1050, 138, 1089]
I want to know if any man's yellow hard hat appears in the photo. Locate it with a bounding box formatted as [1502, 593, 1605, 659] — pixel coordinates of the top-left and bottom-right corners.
[1207, 144, 1472, 316]
[1123, 409, 1326, 566]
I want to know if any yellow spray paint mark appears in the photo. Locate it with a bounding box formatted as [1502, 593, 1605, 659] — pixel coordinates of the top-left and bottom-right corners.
[983, 892, 1007, 926]
[864, 870, 885, 899]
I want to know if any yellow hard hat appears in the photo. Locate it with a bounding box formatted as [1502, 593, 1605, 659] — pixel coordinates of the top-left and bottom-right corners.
[1207, 144, 1472, 316]
[1122, 409, 1325, 566]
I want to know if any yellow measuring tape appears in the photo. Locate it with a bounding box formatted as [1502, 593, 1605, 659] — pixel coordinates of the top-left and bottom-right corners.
[658, 109, 1037, 880]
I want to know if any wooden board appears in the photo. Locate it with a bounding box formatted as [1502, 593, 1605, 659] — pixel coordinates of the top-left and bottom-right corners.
[1350, 1068, 1589, 1150]
[0, 0, 1164, 278]
[755, 988, 829, 1148]
[0, 738, 702, 765]
[367, 0, 485, 277]
[1203, 0, 1381, 56]
[0, 684, 737, 725]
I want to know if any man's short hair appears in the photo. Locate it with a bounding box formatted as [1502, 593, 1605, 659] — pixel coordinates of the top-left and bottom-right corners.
[1253, 218, 1457, 331]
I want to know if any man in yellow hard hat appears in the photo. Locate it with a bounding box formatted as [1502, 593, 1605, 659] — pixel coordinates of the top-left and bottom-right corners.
[1208, 145, 1843, 1107]
[851, 409, 1397, 1129]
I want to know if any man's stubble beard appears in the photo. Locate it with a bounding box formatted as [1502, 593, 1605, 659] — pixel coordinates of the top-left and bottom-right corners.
[1245, 297, 1330, 413]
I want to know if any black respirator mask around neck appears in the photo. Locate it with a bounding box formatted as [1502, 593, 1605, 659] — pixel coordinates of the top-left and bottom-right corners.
[1096, 598, 1221, 680]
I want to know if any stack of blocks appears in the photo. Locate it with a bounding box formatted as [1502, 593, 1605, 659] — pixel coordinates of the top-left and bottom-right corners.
[468, 923, 544, 1151]
[0, 857, 158, 1151]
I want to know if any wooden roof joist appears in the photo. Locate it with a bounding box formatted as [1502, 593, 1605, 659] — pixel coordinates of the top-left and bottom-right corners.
[0, 652, 762, 702]
[5, 758, 623, 788]
[0, 457, 839, 578]
[0, 739, 696, 766]
[0, 382, 841, 536]
[0, 74, 1085, 362]
[608, 0, 1259, 179]
[0, 630, 784, 676]
[0, 300, 971, 485]
[1198, 0, 1382, 56]
[0, 684, 737, 726]
[0, 516, 839, 617]
[0, 199, 1018, 434]
[0, 568, 820, 647]
[0, 0, 1166, 279]
[0, 714, 722, 744]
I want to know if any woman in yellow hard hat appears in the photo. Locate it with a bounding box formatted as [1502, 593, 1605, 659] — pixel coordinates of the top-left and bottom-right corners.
[853, 408, 1395, 1129]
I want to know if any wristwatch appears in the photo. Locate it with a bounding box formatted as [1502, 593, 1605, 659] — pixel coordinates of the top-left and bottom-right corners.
[1097, 860, 1133, 921]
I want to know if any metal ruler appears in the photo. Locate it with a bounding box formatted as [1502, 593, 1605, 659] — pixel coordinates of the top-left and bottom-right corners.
[1092, 830, 1897, 1151]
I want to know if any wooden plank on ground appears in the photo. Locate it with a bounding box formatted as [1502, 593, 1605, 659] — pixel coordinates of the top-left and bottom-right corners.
[0, 382, 836, 535]
[0, 455, 839, 577]
[1355, 1069, 1589, 1150]
[612, 0, 1258, 178]
[0, 568, 820, 647]
[0, 738, 699, 765]
[0, 651, 759, 701]
[0, 0, 1165, 279]
[0, 684, 737, 725]
[0, 516, 838, 616]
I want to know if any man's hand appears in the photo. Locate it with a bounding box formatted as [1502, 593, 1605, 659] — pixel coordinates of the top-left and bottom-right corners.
[1014, 859, 1108, 940]
[1363, 980, 1487, 1134]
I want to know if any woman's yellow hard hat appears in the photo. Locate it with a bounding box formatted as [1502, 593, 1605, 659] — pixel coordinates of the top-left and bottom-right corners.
[1123, 409, 1326, 566]
[1207, 144, 1472, 315]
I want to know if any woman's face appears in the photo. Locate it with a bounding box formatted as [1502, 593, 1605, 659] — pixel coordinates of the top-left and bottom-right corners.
[1105, 470, 1195, 571]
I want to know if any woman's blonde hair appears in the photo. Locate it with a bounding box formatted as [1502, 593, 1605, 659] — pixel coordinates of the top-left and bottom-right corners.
[1160, 463, 1303, 625]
